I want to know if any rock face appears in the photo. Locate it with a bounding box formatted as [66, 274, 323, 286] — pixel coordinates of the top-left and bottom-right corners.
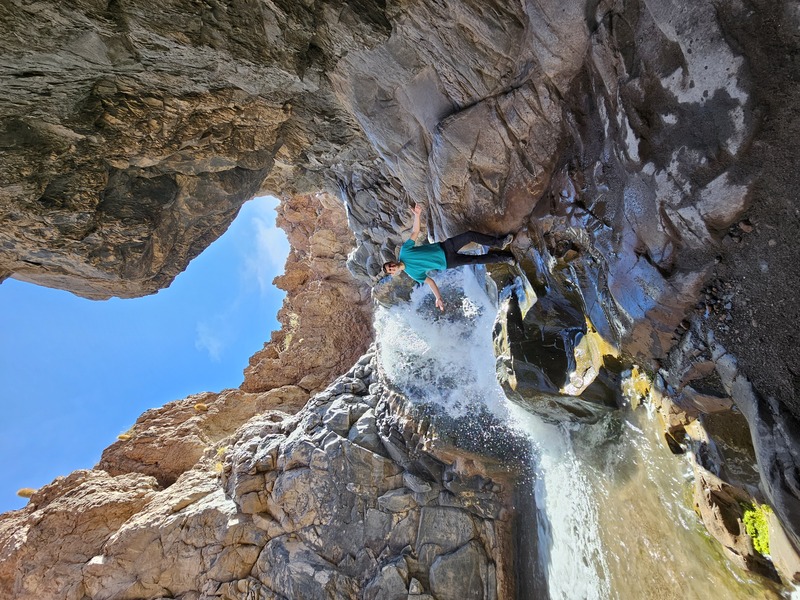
[242, 192, 373, 395]
[0, 351, 529, 600]
[2, 0, 800, 595]
[97, 189, 372, 487]
[0, 0, 386, 298]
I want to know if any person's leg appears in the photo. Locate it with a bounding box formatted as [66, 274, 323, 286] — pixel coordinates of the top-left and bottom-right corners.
[442, 230, 514, 269]
[445, 250, 514, 269]
[442, 231, 507, 255]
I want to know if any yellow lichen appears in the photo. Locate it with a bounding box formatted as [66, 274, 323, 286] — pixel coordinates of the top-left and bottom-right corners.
[16, 487, 36, 498]
[117, 425, 135, 441]
[194, 403, 209, 412]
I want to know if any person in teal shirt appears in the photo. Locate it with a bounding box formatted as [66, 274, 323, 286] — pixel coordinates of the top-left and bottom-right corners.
[383, 204, 514, 311]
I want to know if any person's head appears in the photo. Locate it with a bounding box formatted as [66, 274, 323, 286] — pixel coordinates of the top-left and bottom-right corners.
[382, 261, 403, 276]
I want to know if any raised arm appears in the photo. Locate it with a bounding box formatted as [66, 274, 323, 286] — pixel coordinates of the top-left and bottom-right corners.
[409, 203, 422, 240]
[425, 276, 445, 312]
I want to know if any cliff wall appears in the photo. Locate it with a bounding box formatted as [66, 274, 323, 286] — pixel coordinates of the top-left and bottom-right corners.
[1, 0, 800, 596]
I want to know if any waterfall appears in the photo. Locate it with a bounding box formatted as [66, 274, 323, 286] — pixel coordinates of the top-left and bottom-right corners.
[375, 267, 610, 598]
[375, 266, 788, 600]
[508, 407, 611, 599]
[375, 268, 508, 418]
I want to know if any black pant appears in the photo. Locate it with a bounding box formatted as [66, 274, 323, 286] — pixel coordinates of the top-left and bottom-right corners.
[442, 231, 511, 269]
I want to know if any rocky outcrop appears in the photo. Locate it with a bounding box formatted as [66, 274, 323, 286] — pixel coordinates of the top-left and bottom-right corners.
[0, 470, 160, 600]
[0, 350, 530, 600]
[0, 0, 386, 298]
[242, 192, 373, 395]
[3, 0, 800, 595]
[96, 386, 308, 488]
[95, 189, 372, 489]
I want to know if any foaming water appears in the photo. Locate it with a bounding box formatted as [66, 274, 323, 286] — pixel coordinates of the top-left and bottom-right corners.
[375, 267, 784, 599]
[376, 267, 610, 597]
[375, 268, 507, 417]
[507, 404, 612, 599]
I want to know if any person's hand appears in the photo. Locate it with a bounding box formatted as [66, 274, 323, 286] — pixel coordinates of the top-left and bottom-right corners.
[413, 203, 422, 216]
[435, 297, 445, 312]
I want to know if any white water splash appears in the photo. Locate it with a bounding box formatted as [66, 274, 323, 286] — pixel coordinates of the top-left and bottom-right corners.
[375, 268, 508, 418]
[375, 266, 611, 599]
[508, 405, 612, 600]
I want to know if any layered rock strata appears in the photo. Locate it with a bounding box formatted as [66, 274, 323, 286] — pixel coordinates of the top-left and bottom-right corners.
[0, 0, 387, 298]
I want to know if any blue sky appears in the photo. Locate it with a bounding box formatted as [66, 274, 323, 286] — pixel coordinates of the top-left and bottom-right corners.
[0, 196, 289, 513]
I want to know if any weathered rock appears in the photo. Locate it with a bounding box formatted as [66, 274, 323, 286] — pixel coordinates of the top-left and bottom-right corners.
[429, 541, 496, 600]
[0, 0, 391, 298]
[0, 470, 160, 600]
[242, 192, 373, 395]
[692, 466, 778, 580]
[97, 386, 305, 486]
[0, 353, 525, 600]
[766, 511, 800, 585]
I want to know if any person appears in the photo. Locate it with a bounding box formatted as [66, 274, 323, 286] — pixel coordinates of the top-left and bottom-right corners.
[383, 204, 515, 311]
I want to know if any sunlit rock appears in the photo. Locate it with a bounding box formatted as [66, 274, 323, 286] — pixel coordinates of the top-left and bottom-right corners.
[0, 350, 530, 599]
[2, 0, 799, 595]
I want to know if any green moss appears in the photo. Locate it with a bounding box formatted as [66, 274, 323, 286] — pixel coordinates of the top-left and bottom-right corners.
[742, 502, 772, 555]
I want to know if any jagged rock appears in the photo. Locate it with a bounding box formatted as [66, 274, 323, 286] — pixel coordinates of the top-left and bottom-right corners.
[0, 0, 388, 298]
[0, 353, 525, 599]
[97, 386, 306, 486]
[242, 192, 373, 395]
[363, 559, 409, 600]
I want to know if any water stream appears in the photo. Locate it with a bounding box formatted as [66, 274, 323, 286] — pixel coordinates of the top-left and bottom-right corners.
[375, 267, 787, 599]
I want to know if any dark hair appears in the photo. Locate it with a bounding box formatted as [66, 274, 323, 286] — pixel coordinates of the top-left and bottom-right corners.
[382, 261, 394, 274]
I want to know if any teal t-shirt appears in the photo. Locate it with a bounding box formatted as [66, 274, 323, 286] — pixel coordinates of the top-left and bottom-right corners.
[399, 239, 447, 283]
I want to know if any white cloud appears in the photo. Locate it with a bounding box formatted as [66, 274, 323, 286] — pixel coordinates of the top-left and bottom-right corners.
[242, 196, 290, 296]
[195, 321, 225, 362]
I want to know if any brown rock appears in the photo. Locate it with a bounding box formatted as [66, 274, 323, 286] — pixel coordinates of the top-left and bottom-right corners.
[766, 511, 800, 584]
[0, 1, 387, 299]
[693, 466, 778, 580]
[97, 386, 307, 486]
[0, 470, 159, 600]
[242, 192, 373, 395]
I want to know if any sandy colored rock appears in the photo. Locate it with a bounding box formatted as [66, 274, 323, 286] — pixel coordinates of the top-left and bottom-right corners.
[242, 192, 373, 395]
[0, 352, 527, 600]
[97, 386, 307, 486]
[0, 470, 159, 600]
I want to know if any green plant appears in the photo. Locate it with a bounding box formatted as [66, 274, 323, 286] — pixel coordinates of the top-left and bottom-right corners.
[742, 503, 772, 556]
